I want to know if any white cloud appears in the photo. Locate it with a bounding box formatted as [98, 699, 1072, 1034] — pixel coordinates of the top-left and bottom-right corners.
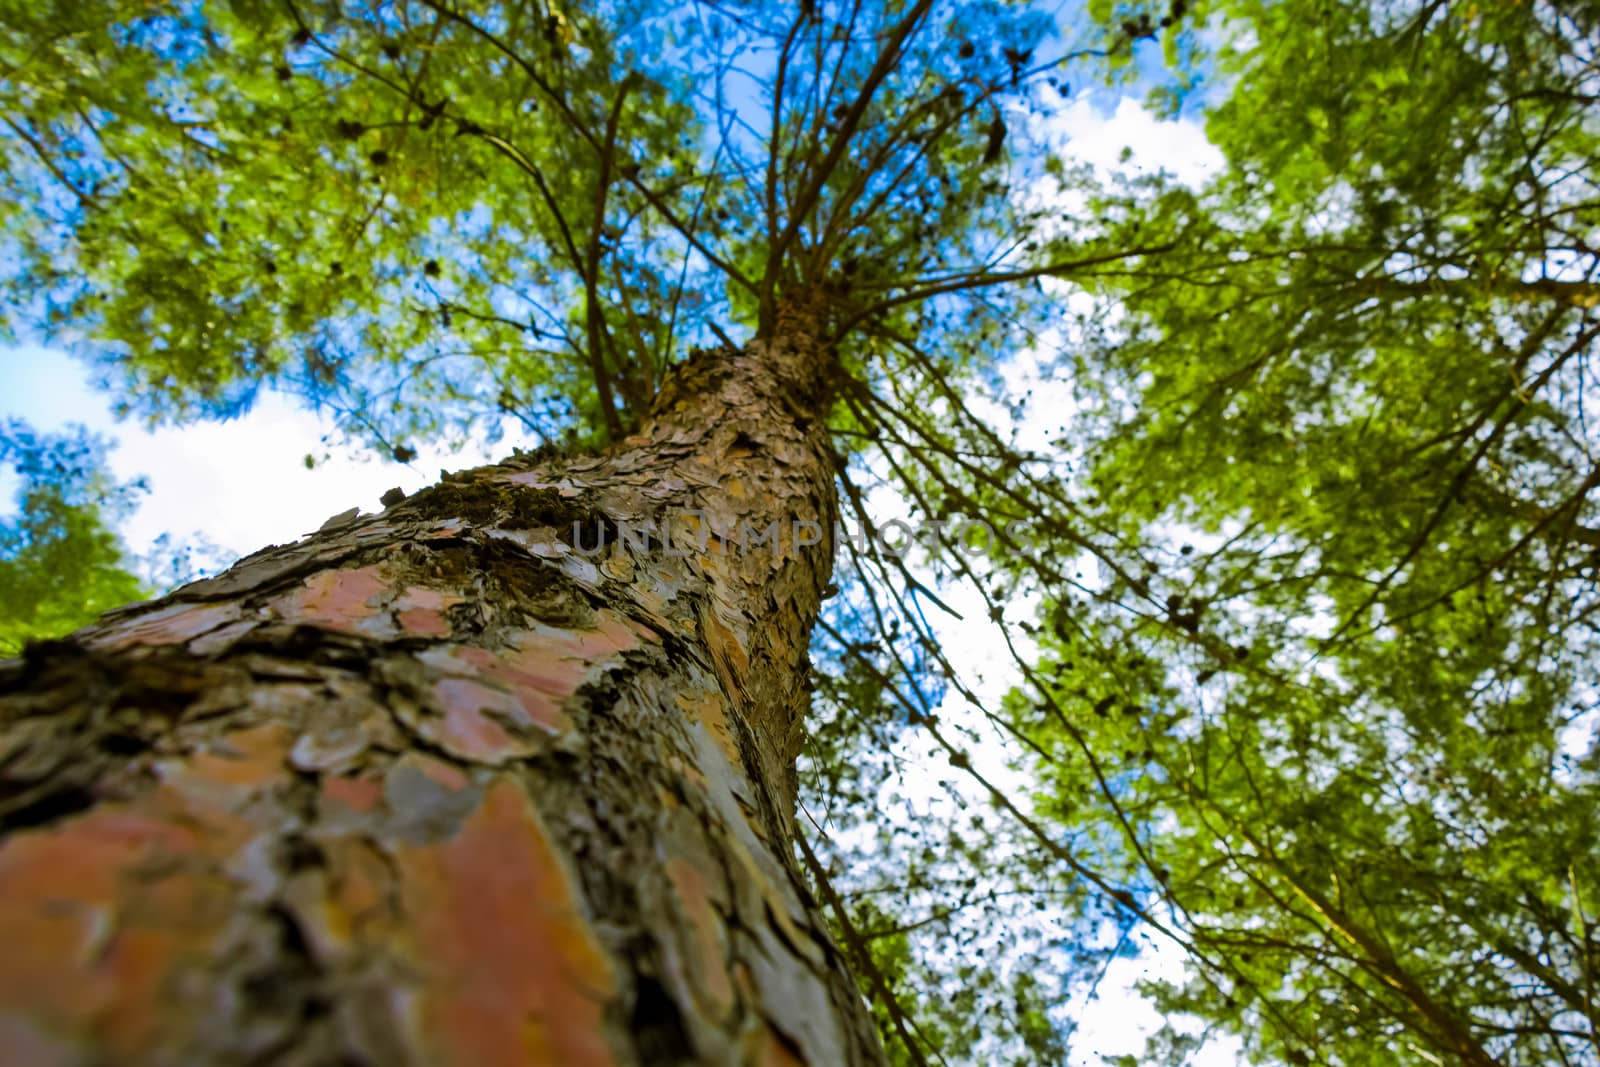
[0, 344, 530, 565]
[1048, 94, 1224, 188]
[1068, 931, 1245, 1066]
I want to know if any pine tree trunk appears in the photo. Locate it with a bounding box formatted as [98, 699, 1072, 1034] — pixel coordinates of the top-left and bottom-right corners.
[0, 310, 884, 1066]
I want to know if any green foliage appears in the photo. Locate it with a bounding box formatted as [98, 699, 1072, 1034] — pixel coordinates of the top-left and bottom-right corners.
[0, 0, 705, 448]
[0, 0, 1086, 454]
[1000, 0, 1600, 1062]
[0, 419, 148, 654]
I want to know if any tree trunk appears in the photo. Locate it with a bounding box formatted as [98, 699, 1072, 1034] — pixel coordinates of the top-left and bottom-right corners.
[0, 307, 884, 1066]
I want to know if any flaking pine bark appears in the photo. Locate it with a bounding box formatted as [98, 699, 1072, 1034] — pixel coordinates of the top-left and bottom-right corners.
[0, 304, 885, 1066]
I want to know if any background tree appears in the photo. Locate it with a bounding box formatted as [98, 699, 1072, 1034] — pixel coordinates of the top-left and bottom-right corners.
[931, 0, 1599, 1063]
[0, 419, 149, 655]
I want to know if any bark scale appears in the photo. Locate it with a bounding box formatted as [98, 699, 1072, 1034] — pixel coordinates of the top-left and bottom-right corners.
[0, 310, 884, 1066]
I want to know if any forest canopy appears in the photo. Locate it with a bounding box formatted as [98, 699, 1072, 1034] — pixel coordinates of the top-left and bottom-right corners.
[1, 0, 1597, 1063]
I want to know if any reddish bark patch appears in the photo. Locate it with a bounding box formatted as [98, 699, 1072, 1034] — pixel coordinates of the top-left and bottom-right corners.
[484, 644, 586, 733]
[93, 602, 242, 651]
[0, 792, 248, 1059]
[179, 724, 293, 791]
[427, 679, 540, 764]
[531, 611, 645, 661]
[761, 1025, 809, 1067]
[394, 779, 616, 1067]
[663, 856, 733, 1019]
[394, 586, 461, 639]
[408, 755, 470, 792]
[274, 566, 389, 634]
[396, 609, 449, 638]
[321, 775, 384, 815]
[414, 617, 648, 739]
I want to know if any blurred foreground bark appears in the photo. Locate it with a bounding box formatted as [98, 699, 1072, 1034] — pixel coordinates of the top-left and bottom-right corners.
[0, 313, 883, 1066]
